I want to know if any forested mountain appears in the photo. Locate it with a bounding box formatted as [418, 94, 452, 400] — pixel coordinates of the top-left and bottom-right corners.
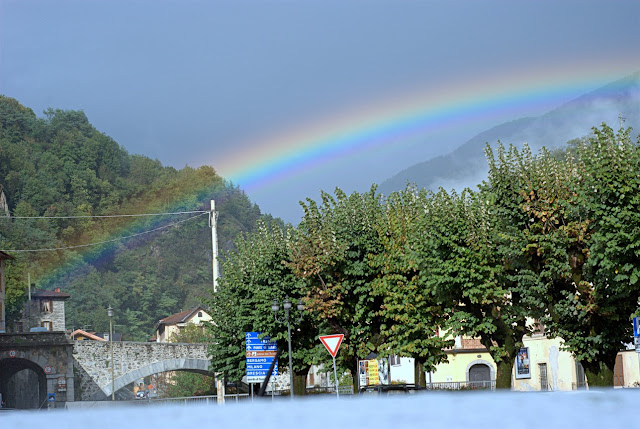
[0, 96, 276, 340]
[379, 72, 640, 195]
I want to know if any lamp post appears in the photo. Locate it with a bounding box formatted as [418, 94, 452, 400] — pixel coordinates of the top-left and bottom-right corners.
[107, 306, 114, 401]
[272, 297, 304, 398]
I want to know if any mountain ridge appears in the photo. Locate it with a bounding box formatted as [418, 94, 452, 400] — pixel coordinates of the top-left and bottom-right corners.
[378, 72, 640, 195]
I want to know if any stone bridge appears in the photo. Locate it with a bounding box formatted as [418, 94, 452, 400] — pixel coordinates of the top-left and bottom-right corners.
[74, 340, 211, 400]
[0, 332, 212, 407]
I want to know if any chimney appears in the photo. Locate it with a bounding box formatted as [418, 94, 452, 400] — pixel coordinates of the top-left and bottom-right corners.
[55, 287, 60, 293]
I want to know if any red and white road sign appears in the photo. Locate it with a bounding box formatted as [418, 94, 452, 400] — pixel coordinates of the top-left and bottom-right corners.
[319, 334, 344, 358]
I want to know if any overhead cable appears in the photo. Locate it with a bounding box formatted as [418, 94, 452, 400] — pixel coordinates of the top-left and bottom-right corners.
[0, 212, 208, 253]
[5, 210, 208, 220]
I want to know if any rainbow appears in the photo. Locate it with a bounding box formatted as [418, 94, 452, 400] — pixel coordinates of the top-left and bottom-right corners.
[11, 59, 640, 289]
[23, 180, 221, 290]
[213, 60, 640, 194]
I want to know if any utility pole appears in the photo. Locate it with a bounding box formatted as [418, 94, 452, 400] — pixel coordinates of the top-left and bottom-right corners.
[210, 200, 225, 404]
[210, 200, 219, 292]
[619, 114, 626, 129]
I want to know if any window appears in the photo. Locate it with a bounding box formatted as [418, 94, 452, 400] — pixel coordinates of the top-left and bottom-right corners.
[16, 321, 23, 332]
[539, 363, 548, 391]
[532, 319, 545, 335]
[389, 355, 401, 366]
[198, 311, 203, 318]
[41, 321, 53, 331]
[575, 361, 586, 390]
[41, 299, 52, 313]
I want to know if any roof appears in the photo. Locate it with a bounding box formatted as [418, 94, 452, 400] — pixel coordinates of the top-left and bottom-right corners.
[156, 305, 209, 328]
[96, 332, 123, 342]
[31, 289, 71, 299]
[70, 329, 106, 341]
[0, 250, 15, 260]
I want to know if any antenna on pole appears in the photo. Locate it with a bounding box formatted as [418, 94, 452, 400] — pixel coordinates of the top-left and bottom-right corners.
[618, 114, 626, 129]
[210, 200, 219, 292]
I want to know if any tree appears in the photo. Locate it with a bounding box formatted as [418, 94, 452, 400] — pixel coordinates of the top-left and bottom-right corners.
[208, 220, 321, 395]
[370, 186, 452, 387]
[289, 187, 386, 385]
[541, 124, 640, 386]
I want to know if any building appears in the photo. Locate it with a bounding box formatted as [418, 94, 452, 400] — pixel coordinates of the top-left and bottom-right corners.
[155, 305, 211, 343]
[19, 288, 71, 332]
[353, 324, 640, 391]
[0, 251, 15, 332]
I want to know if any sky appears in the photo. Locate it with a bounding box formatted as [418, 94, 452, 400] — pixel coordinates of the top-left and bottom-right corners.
[1, 0, 639, 223]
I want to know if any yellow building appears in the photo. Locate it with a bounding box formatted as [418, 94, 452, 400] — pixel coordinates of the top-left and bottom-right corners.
[428, 329, 640, 390]
[155, 305, 211, 343]
[430, 337, 496, 389]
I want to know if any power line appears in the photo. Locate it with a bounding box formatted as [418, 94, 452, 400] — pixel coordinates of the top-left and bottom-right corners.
[0, 212, 208, 253]
[5, 210, 208, 220]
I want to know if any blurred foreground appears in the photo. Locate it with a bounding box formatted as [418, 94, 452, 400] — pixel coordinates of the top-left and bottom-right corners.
[2, 389, 638, 429]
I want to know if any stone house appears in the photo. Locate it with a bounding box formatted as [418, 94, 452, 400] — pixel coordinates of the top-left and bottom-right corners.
[19, 288, 70, 333]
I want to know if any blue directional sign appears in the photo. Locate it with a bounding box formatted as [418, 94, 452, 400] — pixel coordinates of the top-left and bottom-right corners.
[634, 317, 640, 338]
[245, 332, 278, 383]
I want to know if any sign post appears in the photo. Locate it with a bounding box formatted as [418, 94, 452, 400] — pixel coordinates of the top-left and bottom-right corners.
[245, 332, 278, 384]
[319, 334, 344, 399]
[633, 317, 640, 377]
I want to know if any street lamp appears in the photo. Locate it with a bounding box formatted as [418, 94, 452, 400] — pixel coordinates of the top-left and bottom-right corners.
[272, 297, 304, 398]
[107, 306, 114, 401]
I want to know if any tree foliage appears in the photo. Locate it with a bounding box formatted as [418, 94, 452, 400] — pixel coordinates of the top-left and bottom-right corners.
[208, 124, 639, 390]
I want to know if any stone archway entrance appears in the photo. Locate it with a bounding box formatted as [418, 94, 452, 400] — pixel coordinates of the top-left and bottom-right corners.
[469, 363, 491, 387]
[0, 332, 75, 409]
[0, 358, 47, 409]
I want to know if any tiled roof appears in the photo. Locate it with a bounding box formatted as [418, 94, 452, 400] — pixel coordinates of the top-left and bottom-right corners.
[70, 329, 106, 341]
[157, 305, 209, 327]
[32, 289, 71, 299]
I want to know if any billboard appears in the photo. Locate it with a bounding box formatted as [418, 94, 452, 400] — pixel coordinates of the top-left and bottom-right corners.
[359, 357, 390, 387]
[515, 347, 531, 379]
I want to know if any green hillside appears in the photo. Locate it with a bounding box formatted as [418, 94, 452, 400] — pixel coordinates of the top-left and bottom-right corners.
[0, 95, 276, 340]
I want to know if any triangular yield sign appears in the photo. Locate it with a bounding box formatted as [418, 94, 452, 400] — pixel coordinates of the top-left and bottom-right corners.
[319, 334, 344, 358]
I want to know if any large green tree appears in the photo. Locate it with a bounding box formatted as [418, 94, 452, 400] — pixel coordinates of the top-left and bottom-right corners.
[288, 187, 386, 386]
[208, 220, 321, 395]
[370, 187, 452, 387]
[540, 125, 640, 386]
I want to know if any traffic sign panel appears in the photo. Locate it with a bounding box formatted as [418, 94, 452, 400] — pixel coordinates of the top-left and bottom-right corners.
[245, 332, 279, 383]
[633, 317, 640, 338]
[319, 334, 344, 358]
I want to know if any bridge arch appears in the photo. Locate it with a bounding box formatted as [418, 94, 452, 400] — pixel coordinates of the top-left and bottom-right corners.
[0, 357, 48, 408]
[93, 357, 214, 400]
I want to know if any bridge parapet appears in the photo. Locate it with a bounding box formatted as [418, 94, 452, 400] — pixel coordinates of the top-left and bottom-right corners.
[0, 331, 72, 346]
[73, 341, 210, 400]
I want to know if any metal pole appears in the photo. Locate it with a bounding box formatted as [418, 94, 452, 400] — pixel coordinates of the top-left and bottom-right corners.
[333, 356, 339, 399]
[287, 314, 294, 399]
[110, 315, 114, 401]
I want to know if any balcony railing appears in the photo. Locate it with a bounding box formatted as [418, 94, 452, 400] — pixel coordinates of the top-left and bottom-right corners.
[425, 380, 496, 391]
